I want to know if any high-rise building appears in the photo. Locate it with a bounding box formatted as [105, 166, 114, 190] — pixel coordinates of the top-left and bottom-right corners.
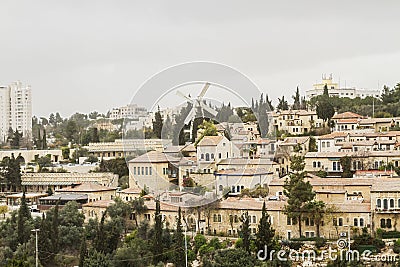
[0, 81, 32, 143]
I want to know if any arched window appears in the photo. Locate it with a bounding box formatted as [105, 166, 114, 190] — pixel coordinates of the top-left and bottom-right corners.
[390, 199, 395, 208]
[211, 153, 214, 159]
[380, 219, 386, 228]
[205, 153, 210, 161]
[313, 162, 316, 168]
[387, 219, 392, 228]
[201, 154, 204, 160]
[377, 199, 381, 208]
[383, 199, 388, 209]
[322, 142, 326, 148]
[359, 218, 364, 227]
[353, 218, 358, 226]
[317, 162, 321, 168]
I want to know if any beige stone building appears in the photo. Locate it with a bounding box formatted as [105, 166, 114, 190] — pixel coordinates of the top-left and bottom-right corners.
[269, 110, 323, 135]
[88, 139, 172, 159]
[21, 172, 118, 192]
[56, 183, 117, 202]
[128, 151, 180, 192]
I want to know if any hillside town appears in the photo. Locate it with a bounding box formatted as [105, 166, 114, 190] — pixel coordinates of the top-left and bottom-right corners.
[1, 76, 400, 266]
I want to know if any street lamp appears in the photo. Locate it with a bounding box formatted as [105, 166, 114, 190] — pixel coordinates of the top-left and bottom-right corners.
[31, 229, 40, 267]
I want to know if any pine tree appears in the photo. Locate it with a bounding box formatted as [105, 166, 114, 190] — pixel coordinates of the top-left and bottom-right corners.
[152, 200, 163, 264]
[174, 207, 185, 267]
[256, 202, 276, 255]
[240, 211, 251, 254]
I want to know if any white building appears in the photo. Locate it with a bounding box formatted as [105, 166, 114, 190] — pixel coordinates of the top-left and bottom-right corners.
[196, 136, 240, 173]
[0, 81, 32, 143]
[109, 104, 147, 120]
[305, 74, 380, 100]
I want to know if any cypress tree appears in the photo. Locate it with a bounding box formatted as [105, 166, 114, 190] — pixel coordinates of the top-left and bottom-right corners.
[240, 211, 251, 254]
[17, 190, 31, 245]
[152, 106, 164, 139]
[51, 201, 60, 253]
[174, 207, 185, 267]
[256, 202, 276, 255]
[79, 236, 87, 267]
[152, 200, 163, 264]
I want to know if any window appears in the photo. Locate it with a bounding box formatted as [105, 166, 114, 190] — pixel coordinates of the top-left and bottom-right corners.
[327, 142, 330, 147]
[354, 218, 358, 226]
[219, 153, 222, 159]
[387, 219, 392, 228]
[338, 218, 343, 226]
[390, 199, 395, 209]
[380, 219, 386, 228]
[201, 154, 204, 160]
[211, 153, 214, 159]
[252, 215, 257, 224]
[359, 218, 364, 227]
[133, 167, 136, 175]
[377, 199, 381, 208]
[313, 162, 316, 168]
[322, 142, 326, 148]
[149, 167, 152, 175]
[206, 153, 210, 161]
[333, 162, 337, 171]
[317, 162, 321, 168]
[219, 185, 223, 191]
[141, 167, 144, 175]
[383, 199, 388, 209]
[398, 199, 400, 208]
[145, 167, 148, 175]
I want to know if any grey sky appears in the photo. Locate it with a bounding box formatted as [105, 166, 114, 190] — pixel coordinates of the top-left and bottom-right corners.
[1, 1, 400, 117]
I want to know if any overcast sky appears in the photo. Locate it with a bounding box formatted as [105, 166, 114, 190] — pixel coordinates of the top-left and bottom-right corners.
[2, 1, 400, 117]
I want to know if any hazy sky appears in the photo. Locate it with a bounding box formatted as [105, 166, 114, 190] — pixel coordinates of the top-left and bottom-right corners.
[2, 1, 400, 118]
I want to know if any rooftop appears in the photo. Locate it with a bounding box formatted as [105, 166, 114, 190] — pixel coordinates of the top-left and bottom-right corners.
[129, 151, 180, 163]
[197, 136, 225, 146]
[56, 183, 117, 193]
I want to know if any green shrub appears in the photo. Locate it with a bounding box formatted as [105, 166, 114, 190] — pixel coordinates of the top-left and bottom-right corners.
[288, 241, 303, 250]
[393, 239, 400, 254]
[315, 237, 327, 248]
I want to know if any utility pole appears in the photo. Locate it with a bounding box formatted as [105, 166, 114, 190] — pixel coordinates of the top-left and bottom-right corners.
[31, 229, 40, 267]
